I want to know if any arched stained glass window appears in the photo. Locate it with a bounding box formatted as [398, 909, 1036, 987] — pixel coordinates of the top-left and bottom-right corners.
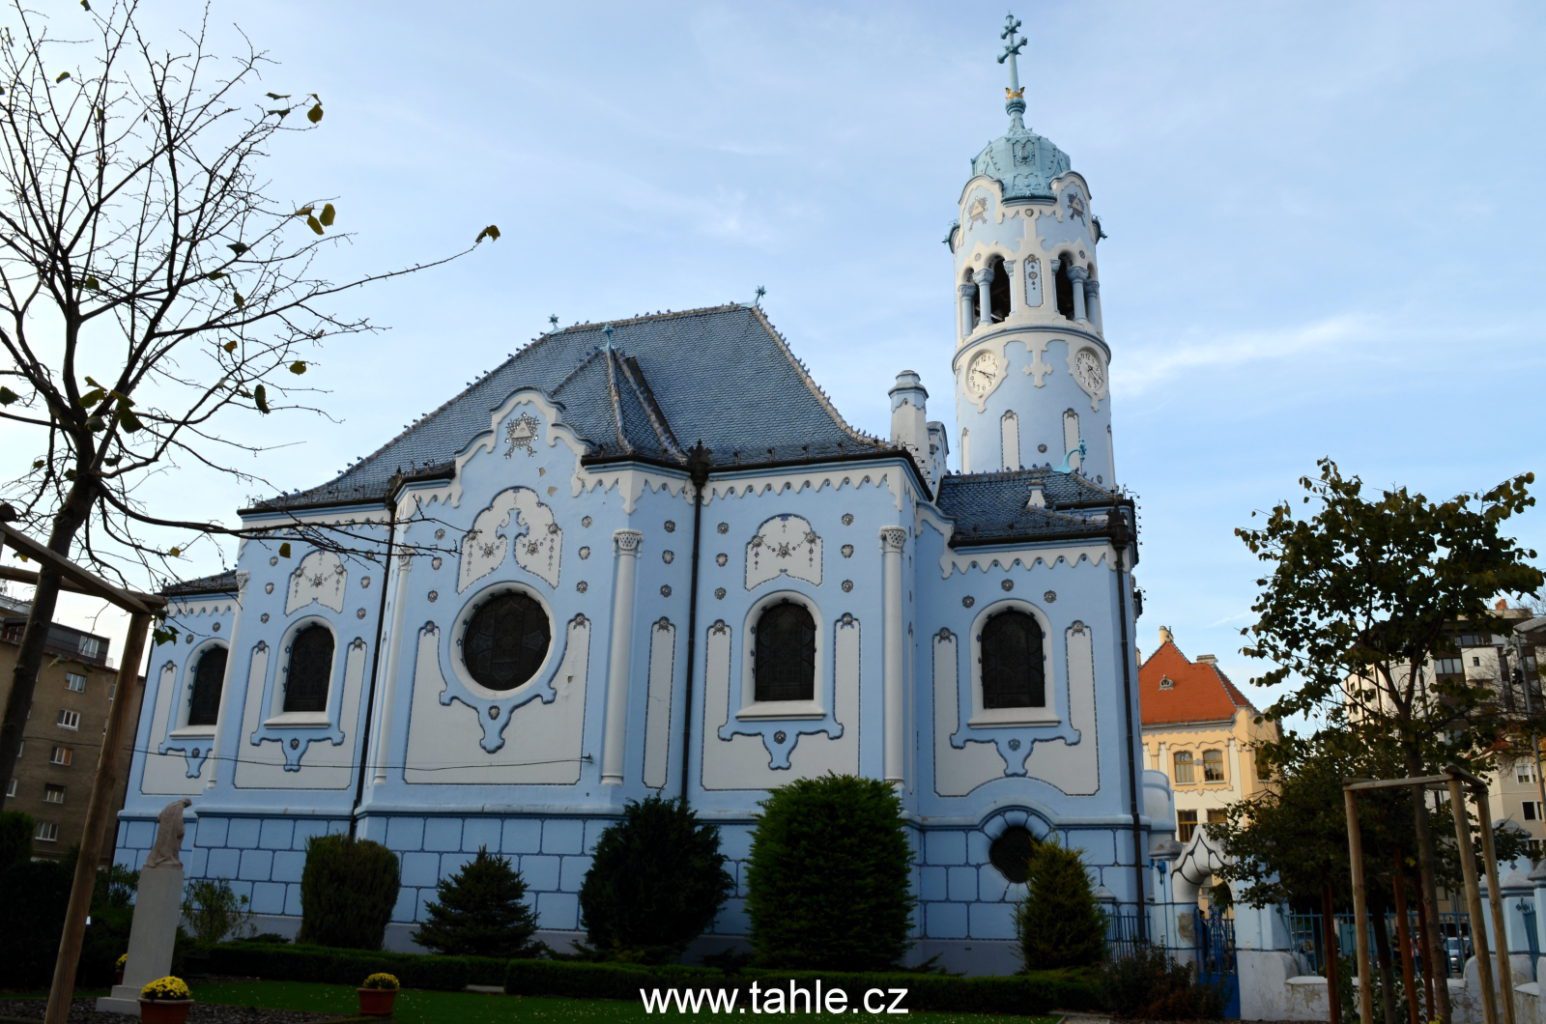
[186, 646, 227, 727]
[283, 624, 333, 714]
[462, 591, 550, 692]
[979, 609, 1046, 709]
[753, 601, 816, 703]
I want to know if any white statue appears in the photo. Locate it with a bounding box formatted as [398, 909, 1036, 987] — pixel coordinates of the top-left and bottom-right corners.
[143, 798, 191, 868]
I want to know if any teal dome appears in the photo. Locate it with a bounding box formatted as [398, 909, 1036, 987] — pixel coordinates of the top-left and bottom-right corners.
[971, 121, 1071, 201]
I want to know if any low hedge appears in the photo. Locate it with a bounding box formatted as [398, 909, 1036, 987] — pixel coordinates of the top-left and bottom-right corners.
[207, 942, 507, 990]
[207, 940, 1100, 1015]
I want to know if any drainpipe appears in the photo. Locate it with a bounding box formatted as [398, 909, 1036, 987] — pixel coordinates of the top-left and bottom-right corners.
[678, 443, 712, 805]
[1110, 503, 1148, 941]
[350, 496, 397, 838]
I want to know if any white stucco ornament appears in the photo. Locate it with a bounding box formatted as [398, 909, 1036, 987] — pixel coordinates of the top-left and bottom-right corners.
[745, 514, 822, 589]
[458, 486, 563, 591]
[284, 550, 347, 615]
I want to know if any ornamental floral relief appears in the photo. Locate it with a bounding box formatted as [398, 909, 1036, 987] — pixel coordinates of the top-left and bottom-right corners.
[284, 550, 347, 615]
[457, 486, 563, 593]
[745, 514, 822, 590]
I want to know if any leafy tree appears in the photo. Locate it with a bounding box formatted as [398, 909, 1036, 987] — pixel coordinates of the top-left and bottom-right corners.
[0, 0, 497, 806]
[1236, 459, 1543, 1024]
[1015, 837, 1106, 969]
[745, 774, 914, 971]
[413, 846, 538, 958]
[578, 796, 733, 963]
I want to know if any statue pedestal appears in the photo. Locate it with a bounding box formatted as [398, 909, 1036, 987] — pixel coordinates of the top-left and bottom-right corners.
[96, 864, 184, 1017]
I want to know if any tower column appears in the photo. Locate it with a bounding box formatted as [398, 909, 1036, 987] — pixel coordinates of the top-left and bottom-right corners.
[880, 527, 908, 784]
[958, 283, 977, 338]
[973, 266, 994, 326]
[602, 529, 642, 785]
[1085, 279, 1102, 333]
[1068, 264, 1089, 322]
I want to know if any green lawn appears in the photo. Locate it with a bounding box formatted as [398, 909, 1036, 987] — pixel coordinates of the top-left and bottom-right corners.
[192, 979, 1059, 1024]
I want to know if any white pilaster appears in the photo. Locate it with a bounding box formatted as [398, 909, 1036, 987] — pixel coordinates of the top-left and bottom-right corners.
[880, 527, 908, 784]
[371, 553, 413, 784]
[602, 530, 642, 785]
[204, 570, 249, 791]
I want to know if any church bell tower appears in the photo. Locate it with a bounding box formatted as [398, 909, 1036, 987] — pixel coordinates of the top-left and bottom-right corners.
[949, 14, 1115, 487]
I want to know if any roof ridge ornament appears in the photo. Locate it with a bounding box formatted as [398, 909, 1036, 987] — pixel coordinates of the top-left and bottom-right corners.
[997, 12, 1028, 131]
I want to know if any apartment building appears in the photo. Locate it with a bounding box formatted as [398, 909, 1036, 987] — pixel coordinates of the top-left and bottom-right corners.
[0, 596, 142, 860]
[1140, 627, 1280, 843]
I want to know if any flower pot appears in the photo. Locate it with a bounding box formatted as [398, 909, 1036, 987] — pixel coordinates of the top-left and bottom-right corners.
[358, 987, 398, 1017]
[138, 999, 193, 1024]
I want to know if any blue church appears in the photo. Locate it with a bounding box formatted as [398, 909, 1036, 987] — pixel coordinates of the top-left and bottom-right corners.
[117, 17, 1176, 971]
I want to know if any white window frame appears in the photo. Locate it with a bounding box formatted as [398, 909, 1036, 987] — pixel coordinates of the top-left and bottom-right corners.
[57, 709, 81, 731]
[65, 672, 86, 693]
[43, 784, 65, 805]
[171, 641, 228, 737]
[35, 821, 59, 843]
[264, 616, 340, 728]
[78, 636, 101, 659]
[967, 598, 1059, 727]
[50, 745, 73, 766]
[738, 590, 826, 720]
[4, 778, 15, 798]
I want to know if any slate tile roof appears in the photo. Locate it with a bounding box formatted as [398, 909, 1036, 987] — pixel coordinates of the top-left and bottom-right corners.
[935, 467, 1129, 547]
[1138, 639, 1259, 726]
[163, 571, 239, 597]
[253, 304, 886, 510]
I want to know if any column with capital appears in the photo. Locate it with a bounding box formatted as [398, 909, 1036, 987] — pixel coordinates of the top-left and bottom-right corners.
[958, 283, 978, 338]
[1085, 279, 1102, 333]
[880, 528, 908, 784]
[1068, 264, 1089, 323]
[973, 266, 995, 327]
[602, 530, 642, 785]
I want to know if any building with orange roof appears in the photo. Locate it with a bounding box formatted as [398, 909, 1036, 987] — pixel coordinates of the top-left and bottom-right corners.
[1139, 627, 1279, 843]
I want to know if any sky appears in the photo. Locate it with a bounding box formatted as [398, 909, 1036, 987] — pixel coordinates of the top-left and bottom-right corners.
[4, 1, 1546, 723]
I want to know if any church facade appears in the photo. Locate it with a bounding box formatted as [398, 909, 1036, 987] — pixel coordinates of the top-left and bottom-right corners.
[116, 18, 1175, 971]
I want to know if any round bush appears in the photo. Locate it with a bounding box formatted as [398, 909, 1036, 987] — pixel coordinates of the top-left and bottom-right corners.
[579, 796, 733, 962]
[298, 834, 399, 949]
[745, 775, 914, 971]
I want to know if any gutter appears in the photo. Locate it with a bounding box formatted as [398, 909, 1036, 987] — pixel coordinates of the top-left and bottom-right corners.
[678, 443, 712, 804]
[349, 497, 396, 837]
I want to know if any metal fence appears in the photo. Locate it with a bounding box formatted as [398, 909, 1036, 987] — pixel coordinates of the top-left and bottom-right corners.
[1285, 910, 1472, 978]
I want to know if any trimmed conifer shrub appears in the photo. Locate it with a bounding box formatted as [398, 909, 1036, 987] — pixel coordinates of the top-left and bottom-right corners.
[413, 846, 538, 957]
[1016, 837, 1107, 969]
[745, 774, 913, 971]
[298, 834, 399, 949]
[579, 796, 733, 962]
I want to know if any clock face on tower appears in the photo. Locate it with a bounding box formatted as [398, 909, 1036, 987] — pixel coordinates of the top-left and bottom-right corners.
[1071, 348, 1106, 395]
[966, 351, 1000, 398]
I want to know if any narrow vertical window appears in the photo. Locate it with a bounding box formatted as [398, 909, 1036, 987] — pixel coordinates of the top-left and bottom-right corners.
[753, 601, 816, 703]
[1054, 254, 1075, 320]
[283, 624, 333, 714]
[986, 255, 1011, 322]
[1173, 751, 1195, 785]
[979, 609, 1046, 708]
[1202, 748, 1225, 782]
[187, 646, 228, 727]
